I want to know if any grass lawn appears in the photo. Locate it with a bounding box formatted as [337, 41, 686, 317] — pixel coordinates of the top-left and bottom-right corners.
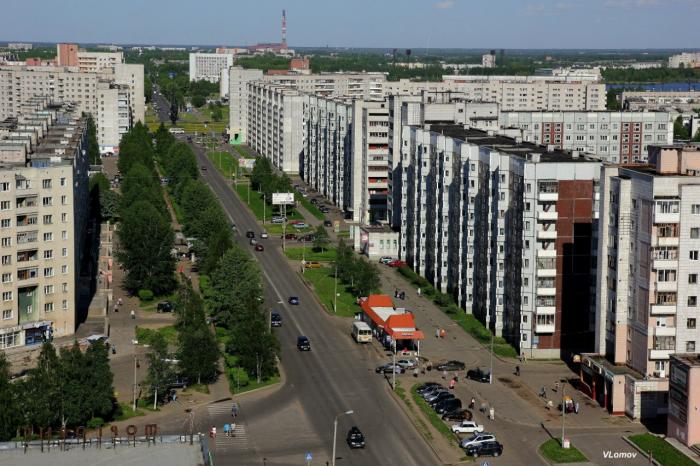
[135, 325, 178, 346]
[228, 374, 280, 395]
[628, 434, 696, 466]
[395, 382, 433, 441]
[297, 194, 325, 220]
[284, 247, 336, 262]
[114, 403, 146, 422]
[207, 151, 239, 179]
[410, 384, 456, 446]
[299, 267, 358, 318]
[233, 145, 257, 159]
[539, 439, 588, 463]
[235, 183, 265, 219]
[336, 230, 350, 238]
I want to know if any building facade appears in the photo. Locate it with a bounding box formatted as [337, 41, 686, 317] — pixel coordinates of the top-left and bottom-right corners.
[96, 82, 132, 153]
[189, 53, 234, 83]
[668, 53, 700, 69]
[498, 111, 674, 164]
[621, 90, 700, 112]
[77, 51, 124, 73]
[667, 354, 700, 447]
[228, 67, 264, 144]
[589, 143, 700, 419]
[399, 125, 601, 358]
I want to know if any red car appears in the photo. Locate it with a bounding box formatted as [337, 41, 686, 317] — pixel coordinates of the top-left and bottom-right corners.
[283, 233, 298, 240]
[387, 260, 406, 268]
[288, 219, 303, 225]
[254, 244, 264, 252]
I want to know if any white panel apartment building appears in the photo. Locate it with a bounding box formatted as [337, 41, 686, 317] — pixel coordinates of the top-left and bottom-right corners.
[77, 51, 124, 73]
[587, 143, 700, 419]
[247, 82, 304, 173]
[399, 125, 601, 358]
[228, 68, 264, 144]
[96, 82, 132, 153]
[498, 111, 674, 164]
[189, 53, 234, 83]
[0, 107, 90, 351]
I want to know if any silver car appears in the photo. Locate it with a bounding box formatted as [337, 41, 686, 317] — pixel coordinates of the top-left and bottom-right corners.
[460, 433, 496, 449]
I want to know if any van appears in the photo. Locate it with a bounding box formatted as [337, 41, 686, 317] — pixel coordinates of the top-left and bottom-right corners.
[169, 127, 185, 134]
[352, 321, 372, 343]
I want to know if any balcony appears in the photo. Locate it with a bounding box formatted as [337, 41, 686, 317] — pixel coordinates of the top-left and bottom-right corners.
[535, 324, 556, 334]
[650, 304, 677, 315]
[537, 230, 557, 240]
[537, 268, 557, 277]
[537, 210, 558, 221]
[649, 349, 673, 360]
[537, 249, 557, 258]
[655, 281, 677, 293]
[654, 212, 680, 224]
[538, 192, 559, 202]
[655, 236, 679, 247]
[536, 306, 556, 315]
[652, 258, 677, 270]
[654, 326, 676, 337]
[537, 287, 556, 296]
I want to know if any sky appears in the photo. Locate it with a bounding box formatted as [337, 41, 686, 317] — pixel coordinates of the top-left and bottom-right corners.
[3, 0, 700, 49]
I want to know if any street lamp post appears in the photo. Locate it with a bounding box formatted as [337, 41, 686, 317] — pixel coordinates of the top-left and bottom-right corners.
[333, 264, 338, 313]
[489, 333, 494, 384]
[392, 340, 397, 390]
[332, 410, 354, 466]
[561, 383, 566, 446]
[132, 355, 139, 411]
[263, 194, 266, 224]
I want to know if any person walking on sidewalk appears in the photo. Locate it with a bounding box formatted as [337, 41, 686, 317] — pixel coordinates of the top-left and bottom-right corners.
[130, 309, 135, 320]
[515, 365, 520, 377]
[435, 328, 440, 339]
[417, 287, 421, 296]
[540, 386, 547, 398]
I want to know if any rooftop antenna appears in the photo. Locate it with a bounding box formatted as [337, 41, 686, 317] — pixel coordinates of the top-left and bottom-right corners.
[282, 10, 287, 47]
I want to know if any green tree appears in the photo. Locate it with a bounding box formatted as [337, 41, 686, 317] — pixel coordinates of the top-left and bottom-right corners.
[178, 322, 219, 384]
[89, 172, 110, 192]
[674, 116, 690, 140]
[228, 310, 279, 381]
[209, 247, 263, 327]
[354, 259, 380, 297]
[200, 227, 233, 274]
[0, 353, 20, 440]
[313, 225, 330, 252]
[250, 156, 273, 191]
[693, 128, 700, 142]
[191, 95, 206, 108]
[144, 333, 174, 404]
[117, 200, 176, 295]
[211, 105, 223, 122]
[154, 123, 175, 159]
[83, 342, 115, 420]
[606, 89, 622, 111]
[57, 344, 89, 427]
[120, 163, 166, 214]
[100, 190, 121, 221]
[21, 343, 61, 429]
[85, 114, 101, 165]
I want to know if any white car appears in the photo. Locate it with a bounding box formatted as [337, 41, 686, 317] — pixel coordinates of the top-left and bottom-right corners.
[292, 222, 308, 229]
[379, 256, 393, 264]
[451, 421, 484, 434]
[396, 358, 417, 369]
[260, 231, 269, 239]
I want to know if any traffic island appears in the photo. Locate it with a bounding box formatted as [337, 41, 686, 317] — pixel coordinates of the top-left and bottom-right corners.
[539, 438, 588, 463]
[626, 433, 698, 466]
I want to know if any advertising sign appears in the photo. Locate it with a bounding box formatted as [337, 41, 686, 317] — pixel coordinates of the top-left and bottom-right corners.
[272, 193, 295, 205]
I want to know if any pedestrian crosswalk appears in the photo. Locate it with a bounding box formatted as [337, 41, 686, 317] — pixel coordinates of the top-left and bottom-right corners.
[207, 402, 249, 451]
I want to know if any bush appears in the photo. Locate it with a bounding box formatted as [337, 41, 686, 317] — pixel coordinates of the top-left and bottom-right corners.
[87, 417, 105, 429]
[434, 292, 454, 307]
[227, 366, 250, 387]
[138, 289, 154, 301]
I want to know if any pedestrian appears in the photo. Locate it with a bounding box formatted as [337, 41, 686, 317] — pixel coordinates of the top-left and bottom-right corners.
[400, 291, 406, 300]
[130, 309, 135, 320]
[435, 328, 440, 339]
[554, 381, 560, 392]
[574, 402, 580, 414]
[440, 328, 446, 339]
[427, 361, 433, 372]
[118, 298, 123, 306]
[417, 287, 421, 296]
[547, 400, 553, 410]
[515, 365, 520, 377]
[540, 386, 547, 399]
[442, 369, 447, 380]
[111, 344, 116, 354]
[394, 288, 399, 298]
[223, 423, 230, 438]
[449, 377, 456, 390]
[209, 426, 216, 439]
[413, 368, 419, 378]
[469, 397, 476, 409]
[113, 305, 118, 313]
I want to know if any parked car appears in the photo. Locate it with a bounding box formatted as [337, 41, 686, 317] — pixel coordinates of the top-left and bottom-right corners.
[375, 363, 405, 375]
[304, 261, 322, 269]
[292, 222, 308, 229]
[319, 206, 330, 213]
[420, 385, 446, 398]
[167, 376, 190, 389]
[157, 301, 174, 313]
[283, 233, 298, 240]
[417, 382, 443, 395]
[323, 220, 333, 227]
[464, 440, 503, 458]
[255, 244, 264, 251]
[396, 358, 417, 369]
[442, 408, 473, 422]
[387, 260, 407, 268]
[299, 234, 316, 242]
[434, 397, 462, 414]
[427, 392, 455, 406]
[437, 360, 466, 371]
[310, 198, 318, 205]
[246, 230, 255, 239]
[460, 433, 497, 449]
[297, 336, 311, 351]
[260, 231, 269, 239]
[271, 312, 282, 327]
[346, 426, 365, 449]
[288, 296, 300, 305]
[271, 216, 286, 224]
[451, 420, 484, 434]
[423, 389, 450, 403]
[466, 367, 491, 383]
[378, 256, 394, 264]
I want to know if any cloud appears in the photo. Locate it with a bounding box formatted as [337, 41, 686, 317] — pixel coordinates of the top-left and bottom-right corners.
[434, 0, 456, 8]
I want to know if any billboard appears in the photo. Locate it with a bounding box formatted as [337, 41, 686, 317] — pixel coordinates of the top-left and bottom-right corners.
[272, 193, 295, 205]
[239, 159, 256, 170]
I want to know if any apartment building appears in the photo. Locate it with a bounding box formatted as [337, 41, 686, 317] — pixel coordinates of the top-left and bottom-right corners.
[77, 51, 124, 73]
[399, 125, 601, 358]
[96, 82, 132, 153]
[0, 63, 144, 152]
[247, 81, 304, 173]
[498, 111, 674, 164]
[228, 67, 386, 142]
[189, 53, 234, 83]
[668, 354, 700, 447]
[588, 143, 700, 419]
[668, 52, 700, 69]
[0, 106, 90, 351]
[7, 43, 32, 51]
[621, 90, 700, 112]
[56, 44, 78, 67]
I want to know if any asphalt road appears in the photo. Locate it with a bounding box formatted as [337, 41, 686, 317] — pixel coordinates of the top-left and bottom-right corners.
[192, 144, 439, 466]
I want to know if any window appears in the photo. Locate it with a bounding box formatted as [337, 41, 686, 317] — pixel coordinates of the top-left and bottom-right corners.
[2, 309, 11, 320]
[42, 197, 52, 206]
[1, 255, 10, 265]
[61, 247, 67, 257]
[692, 228, 700, 239]
[44, 302, 54, 312]
[43, 232, 53, 241]
[61, 231, 67, 240]
[1, 237, 11, 247]
[0, 330, 20, 348]
[657, 270, 677, 282]
[60, 177, 66, 187]
[689, 296, 698, 307]
[687, 341, 696, 352]
[690, 274, 698, 284]
[2, 291, 12, 301]
[61, 265, 68, 274]
[62, 283, 68, 293]
[0, 182, 9, 192]
[691, 251, 699, 261]
[62, 300, 68, 310]
[0, 201, 9, 210]
[43, 215, 52, 225]
[688, 318, 697, 329]
[0, 219, 10, 228]
[44, 285, 54, 295]
[693, 204, 700, 215]
[61, 195, 67, 205]
[43, 250, 53, 259]
[61, 213, 67, 223]
[1, 273, 11, 283]
[43, 267, 54, 277]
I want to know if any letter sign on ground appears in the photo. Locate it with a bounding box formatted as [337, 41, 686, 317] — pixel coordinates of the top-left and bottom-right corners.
[272, 192, 294, 205]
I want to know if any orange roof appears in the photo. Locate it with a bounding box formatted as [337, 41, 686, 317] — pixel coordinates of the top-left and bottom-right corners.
[365, 294, 394, 307]
[386, 313, 416, 329]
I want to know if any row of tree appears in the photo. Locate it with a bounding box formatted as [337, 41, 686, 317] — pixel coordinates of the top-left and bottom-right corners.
[333, 239, 381, 298]
[116, 123, 176, 296]
[250, 156, 296, 211]
[0, 343, 114, 441]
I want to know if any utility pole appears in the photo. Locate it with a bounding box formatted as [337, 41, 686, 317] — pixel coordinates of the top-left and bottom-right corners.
[489, 333, 494, 384]
[263, 194, 266, 224]
[132, 355, 139, 411]
[282, 204, 287, 251]
[333, 264, 338, 313]
[302, 238, 306, 275]
[561, 382, 566, 446]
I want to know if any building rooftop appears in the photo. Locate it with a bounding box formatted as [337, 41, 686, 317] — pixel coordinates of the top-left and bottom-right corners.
[671, 353, 700, 367]
[428, 124, 600, 163]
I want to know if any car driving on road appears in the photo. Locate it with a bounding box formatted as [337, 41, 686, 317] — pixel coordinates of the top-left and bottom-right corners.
[288, 296, 300, 305]
[297, 336, 311, 351]
[254, 244, 264, 251]
[346, 426, 365, 449]
[271, 312, 282, 327]
[260, 231, 269, 239]
[246, 230, 255, 239]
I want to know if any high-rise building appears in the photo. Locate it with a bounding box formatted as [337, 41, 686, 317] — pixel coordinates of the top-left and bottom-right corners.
[189, 53, 234, 83]
[56, 43, 78, 67]
[587, 143, 700, 419]
[668, 52, 700, 69]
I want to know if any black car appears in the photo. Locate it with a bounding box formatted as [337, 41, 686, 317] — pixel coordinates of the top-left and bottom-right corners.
[442, 408, 473, 422]
[157, 301, 174, 313]
[246, 230, 255, 239]
[417, 382, 442, 394]
[288, 296, 300, 305]
[271, 312, 282, 327]
[319, 206, 330, 213]
[437, 360, 466, 371]
[346, 426, 365, 449]
[297, 336, 311, 351]
[310, 198, 318, 205]
[434, 397, 462, 414]
[167, 376, 190, 389]
[428, 392, 455, 407]
[466, 368, 491, 383]
[323, 220, 333, 227]
[465, 440, 503, 458]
